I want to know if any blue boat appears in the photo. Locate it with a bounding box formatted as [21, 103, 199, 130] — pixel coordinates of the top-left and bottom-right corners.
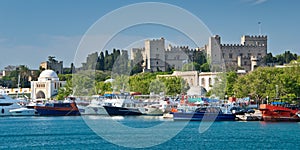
[173, 107, 236, 121]
[34, 102, 80, 116]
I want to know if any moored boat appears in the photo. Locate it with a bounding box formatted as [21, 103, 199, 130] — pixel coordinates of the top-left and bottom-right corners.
[9, 107, 38, 116]
[173, 107, 236, 121]
[259, 103, 300, 121]
[0, 90, 22, 116]
[102, 93, 145, 116]
[103, 105, 142, 116]
[34, 101, 80, 116]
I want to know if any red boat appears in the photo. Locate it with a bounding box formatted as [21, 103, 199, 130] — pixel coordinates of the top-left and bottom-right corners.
[259, 103, 300, 121]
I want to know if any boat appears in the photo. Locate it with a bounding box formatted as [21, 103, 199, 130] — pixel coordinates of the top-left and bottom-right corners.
[236, 109, 262, 121]
[81, 99, 107, 115]
[259, 103, 300, 121]
[9, 107, 38, 116]
[34, 101, 80, 116]
[140, 104, 164, 116]
[103, 93, 144, 116]
[103, 105, 142, 116]
[9, 100, 44, 116]
[173, 107, 236, 121]
[0, 90, 22, 116]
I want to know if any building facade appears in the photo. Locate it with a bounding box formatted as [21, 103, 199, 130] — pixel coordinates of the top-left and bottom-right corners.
[206, 35, 267, 71]
[157, 71, 219, 95]
[31, 70, 66, 100]
[145, 38, 166, 72]
[131, 38, 194, 72]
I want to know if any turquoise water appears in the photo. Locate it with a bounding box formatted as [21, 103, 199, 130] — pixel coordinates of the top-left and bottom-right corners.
[0, 116, 300, 149]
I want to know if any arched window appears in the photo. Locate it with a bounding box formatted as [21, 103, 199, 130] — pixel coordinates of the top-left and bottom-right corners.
[201, 78, 205, 86]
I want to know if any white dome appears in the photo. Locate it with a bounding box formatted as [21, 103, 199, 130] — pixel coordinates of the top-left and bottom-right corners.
[38, 70, 59, 81]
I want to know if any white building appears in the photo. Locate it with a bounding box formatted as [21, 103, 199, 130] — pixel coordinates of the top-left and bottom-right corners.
[157, 71, 219, 95]
[31, 70, 66, 100]
[199, 72, 219, 92]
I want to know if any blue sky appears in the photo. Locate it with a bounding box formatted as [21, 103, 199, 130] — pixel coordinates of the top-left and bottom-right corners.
[0, 0, 299, 69]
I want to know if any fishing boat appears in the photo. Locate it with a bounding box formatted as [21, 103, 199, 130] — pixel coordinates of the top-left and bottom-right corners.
[259, 103, 300, 121]
[173, 106, 236, 121]
[34, 101, 80, 116]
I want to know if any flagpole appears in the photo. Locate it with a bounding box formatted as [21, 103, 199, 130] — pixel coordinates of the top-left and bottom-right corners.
[258, 22, 262, 35]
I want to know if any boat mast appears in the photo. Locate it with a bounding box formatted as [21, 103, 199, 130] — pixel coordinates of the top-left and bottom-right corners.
[17, 74, 20, 98]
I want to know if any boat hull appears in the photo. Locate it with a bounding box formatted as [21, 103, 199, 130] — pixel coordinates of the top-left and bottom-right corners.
[103, 106, 142, 116]
[81, 106, 107, 115]
[0, 104, 21, 116]
[173, 112, 236, 121]
[10, 108, 38, 116]
[262, 116, 300, 122]
[34, 102, 80, 116]
[35, 108, 80, 116]
[259, 104, 300, 122]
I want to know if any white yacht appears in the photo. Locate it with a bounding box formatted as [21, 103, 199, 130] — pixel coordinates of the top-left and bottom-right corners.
[0, 90, 22, 116]
[9, 100, 43, 116]
[9, 107, 38, 116]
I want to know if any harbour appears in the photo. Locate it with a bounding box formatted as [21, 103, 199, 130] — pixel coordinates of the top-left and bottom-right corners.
[0, 1, 300, 149]
[1, 116, 300, 149]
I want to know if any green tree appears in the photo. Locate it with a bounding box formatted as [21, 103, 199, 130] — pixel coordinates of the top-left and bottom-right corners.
[233, 66, 300, 103]
[56, 78, 73, 100]
[200, 63, 210, 72]
[95, 81, 112, 95]
[210, 73, 226, 99]
[225, 71, 238, 97]
[149, 78, 166, 94]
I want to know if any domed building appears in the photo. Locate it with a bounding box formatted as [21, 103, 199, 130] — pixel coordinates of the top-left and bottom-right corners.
[31, 70, 66, 100]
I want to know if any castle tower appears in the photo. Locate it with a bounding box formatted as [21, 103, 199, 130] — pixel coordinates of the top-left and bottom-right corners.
[145, 37, 166, 71]
[241, 35, 267, 47]
[207, 35, 222, 67]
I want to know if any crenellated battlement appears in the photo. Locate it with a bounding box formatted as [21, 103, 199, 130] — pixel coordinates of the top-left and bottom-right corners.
[221, 43, 266, 48]
[246, 35, 267, 38]
[149, 37, 165, 42]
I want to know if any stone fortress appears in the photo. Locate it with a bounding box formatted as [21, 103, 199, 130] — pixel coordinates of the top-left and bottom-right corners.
[131, 37, 198, 72]
[131, 35, 268, 95]
[207, 35, 267, 71]
[131, 35, 267, 72]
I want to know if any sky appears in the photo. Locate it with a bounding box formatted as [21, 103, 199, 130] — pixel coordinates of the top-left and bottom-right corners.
[0, 0, 299, 70]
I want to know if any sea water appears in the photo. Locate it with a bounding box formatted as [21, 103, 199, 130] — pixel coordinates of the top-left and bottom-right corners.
[0, 116, 300, 149]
